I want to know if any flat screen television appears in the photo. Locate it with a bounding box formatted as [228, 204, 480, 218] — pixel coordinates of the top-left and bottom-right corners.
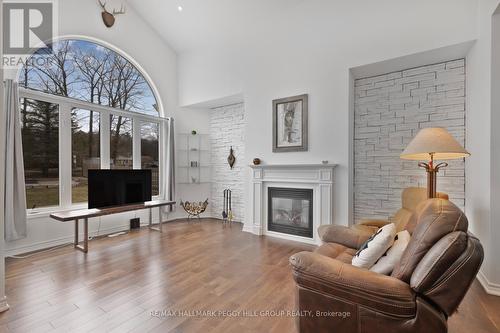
[88, 170, 152, 209]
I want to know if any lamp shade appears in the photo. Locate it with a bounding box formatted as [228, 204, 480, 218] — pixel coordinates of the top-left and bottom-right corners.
[400, 127, 470, 161]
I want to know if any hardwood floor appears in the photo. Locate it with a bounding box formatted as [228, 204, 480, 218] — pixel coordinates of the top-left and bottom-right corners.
[1, 219, 499, 333]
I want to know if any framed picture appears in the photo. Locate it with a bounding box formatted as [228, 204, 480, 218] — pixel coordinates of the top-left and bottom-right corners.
[272, 94, 308, 152]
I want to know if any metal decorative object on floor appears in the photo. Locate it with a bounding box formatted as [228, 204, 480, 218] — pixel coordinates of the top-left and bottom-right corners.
[181, 199, 209, 221]
[222, 189, 233, 227]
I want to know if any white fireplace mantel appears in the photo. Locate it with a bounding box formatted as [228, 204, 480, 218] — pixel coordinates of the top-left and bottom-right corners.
[243, 163, 337, 245]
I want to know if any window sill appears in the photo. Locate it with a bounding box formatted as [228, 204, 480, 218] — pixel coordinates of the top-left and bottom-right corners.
[26, 204, 88, 220]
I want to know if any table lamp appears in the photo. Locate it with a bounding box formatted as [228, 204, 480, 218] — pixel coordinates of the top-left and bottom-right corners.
[400, 127, 470, 198]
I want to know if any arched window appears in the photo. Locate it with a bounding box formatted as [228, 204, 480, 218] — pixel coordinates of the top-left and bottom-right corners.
[20, 39, 159, 116]
[18, 38, 162, 211]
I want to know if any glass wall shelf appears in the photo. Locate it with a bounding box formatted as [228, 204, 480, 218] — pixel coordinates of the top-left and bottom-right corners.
[176, 133, 211, 184]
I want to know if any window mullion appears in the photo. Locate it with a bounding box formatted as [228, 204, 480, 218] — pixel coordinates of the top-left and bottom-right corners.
[159, 122, 165, 199]
[133, 118, 141, 169]
[101, 110, 111, 169]
[59, 103, 72, 209]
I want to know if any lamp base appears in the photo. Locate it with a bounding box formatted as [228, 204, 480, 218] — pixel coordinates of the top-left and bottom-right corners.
[418, 161, 448, 198]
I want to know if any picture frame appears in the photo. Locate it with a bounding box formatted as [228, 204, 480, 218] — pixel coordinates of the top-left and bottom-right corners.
[272, 94, 308, 152]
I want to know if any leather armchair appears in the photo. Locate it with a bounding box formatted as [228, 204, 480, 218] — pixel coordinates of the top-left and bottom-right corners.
[318, 187, 449, 246]
[290, 198, 483, 333]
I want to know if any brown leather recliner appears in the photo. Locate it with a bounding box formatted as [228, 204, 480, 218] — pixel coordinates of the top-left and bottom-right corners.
[318, 187, 448, 252]
[289, 198, 484, 333]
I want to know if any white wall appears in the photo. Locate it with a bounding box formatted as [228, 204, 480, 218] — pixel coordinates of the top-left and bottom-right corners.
[178, 0, 478, 229]
[468, 0, 500, 295]
[490, 5, 500, 292]
[4, 0, 182, 255]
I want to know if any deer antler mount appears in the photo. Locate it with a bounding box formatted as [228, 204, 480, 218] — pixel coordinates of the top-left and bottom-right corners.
[98, 0, 126, 28]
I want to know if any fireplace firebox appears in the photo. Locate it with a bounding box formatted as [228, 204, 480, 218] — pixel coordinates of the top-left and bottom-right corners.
[268, 187, 313, 238]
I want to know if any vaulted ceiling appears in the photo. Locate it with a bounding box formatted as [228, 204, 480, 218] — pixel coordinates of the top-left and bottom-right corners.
[127, 0, 478, 57]
[127, 0, 305, 53]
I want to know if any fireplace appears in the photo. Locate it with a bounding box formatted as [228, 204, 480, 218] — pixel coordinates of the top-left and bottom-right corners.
[268, 187, 313, 238]
[245, 163, 335, 244]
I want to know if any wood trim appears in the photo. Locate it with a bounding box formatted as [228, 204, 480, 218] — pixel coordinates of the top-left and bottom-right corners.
[0, 296, 9, 313]
[477, 269, 500, 296]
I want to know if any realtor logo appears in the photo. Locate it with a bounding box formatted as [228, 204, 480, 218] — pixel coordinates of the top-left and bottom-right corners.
[2, 0, 57, 68]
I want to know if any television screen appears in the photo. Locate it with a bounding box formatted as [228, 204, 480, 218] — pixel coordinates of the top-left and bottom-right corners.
[88, 170, 152, 209]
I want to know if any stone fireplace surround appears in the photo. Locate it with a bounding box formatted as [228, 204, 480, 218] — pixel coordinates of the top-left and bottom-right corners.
[243, 164, 336, 245]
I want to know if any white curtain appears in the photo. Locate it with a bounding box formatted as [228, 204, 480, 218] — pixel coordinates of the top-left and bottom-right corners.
[162, 117, 175, 212]
[3, 80, 27, 241]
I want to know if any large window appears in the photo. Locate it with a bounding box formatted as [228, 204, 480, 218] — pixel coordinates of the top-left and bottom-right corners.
[21, 98, 59, 209]
[19, 38, 164, 211]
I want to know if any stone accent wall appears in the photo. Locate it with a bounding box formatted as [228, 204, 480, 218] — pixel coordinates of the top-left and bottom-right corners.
[209, 103, 246, 222]
[354, 59, 465, 223]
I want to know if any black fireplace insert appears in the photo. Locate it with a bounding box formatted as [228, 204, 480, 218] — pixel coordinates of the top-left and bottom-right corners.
[268, 187, 313, 238]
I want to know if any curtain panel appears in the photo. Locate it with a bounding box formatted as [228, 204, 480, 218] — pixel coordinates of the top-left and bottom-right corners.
[162, 117, 175, 212]
[3, 80, 27, 241]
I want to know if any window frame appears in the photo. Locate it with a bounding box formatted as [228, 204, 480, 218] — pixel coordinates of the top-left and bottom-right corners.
[70, 107, 101, 205]
[140, 121, 160, 197]
[20, 87, 166, 216]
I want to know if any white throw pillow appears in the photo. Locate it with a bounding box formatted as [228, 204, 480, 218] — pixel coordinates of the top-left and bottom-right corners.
[370, 230, 411, 275]
[351, 223, 396, 269]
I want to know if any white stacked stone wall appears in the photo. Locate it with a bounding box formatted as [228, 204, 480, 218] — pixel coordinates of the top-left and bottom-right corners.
[209, 103, 246, 222]
[354, 59, 466, 223]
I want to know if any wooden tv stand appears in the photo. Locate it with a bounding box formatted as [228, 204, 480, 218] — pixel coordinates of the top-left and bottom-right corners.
[49, 200, 176, 253]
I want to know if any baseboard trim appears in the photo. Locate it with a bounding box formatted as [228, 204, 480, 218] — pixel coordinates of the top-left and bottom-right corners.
[477, 270, 500, 296]
[0, 297, 9, 313]
[264, 230, 318, 245]
[5, 223, 142, 257]
[242, 223, 254, 234]
[242, 224, 262, 235]
[5, 217, 230, 257]
[5, 218, 172, 257]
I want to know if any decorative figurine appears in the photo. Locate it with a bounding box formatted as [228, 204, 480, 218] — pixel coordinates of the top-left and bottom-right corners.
[98, 0, 126, 28]
[227, 146, 236, 169]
